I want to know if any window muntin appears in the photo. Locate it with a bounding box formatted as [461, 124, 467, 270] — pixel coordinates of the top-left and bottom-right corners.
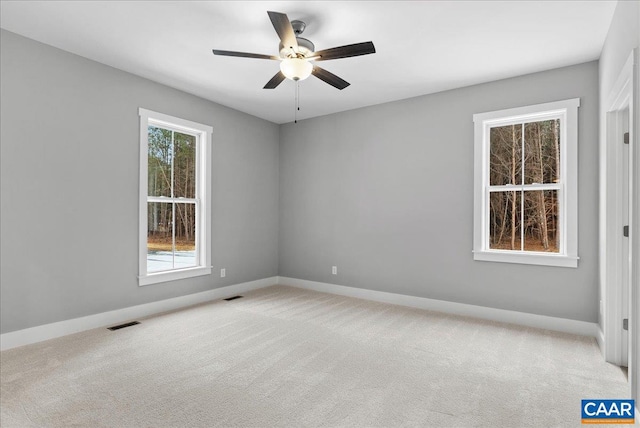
[139, 109, 212, 285]
[473, 99, 579, 267]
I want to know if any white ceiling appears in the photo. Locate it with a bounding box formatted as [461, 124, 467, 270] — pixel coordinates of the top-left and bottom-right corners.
[0, 1, 616, 124]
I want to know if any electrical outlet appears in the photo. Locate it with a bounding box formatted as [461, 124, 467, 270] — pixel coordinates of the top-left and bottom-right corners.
[332, 266, 337, 275]
[220, 268, 226, 278]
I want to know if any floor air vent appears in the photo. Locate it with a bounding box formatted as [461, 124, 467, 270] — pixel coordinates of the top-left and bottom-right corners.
[224, 295, 243, 301]
[107, 321, 140, 331]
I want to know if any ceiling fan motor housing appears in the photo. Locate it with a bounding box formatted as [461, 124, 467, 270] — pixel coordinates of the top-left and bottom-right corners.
[291, 20, 306, 35]
[279, 19, 314, 58]
[279, 38, 314, 58]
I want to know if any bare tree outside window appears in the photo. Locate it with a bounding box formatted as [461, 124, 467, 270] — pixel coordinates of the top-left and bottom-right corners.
[147, 126, 197, 271]
[488, 119, 560, 253]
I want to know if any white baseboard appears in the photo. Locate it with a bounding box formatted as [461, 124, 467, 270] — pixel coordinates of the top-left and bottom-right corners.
[278, 277, 599, 337]
[0, 276, 278, 351]
[596, 326, 605, 357]
[1, 275, 600, 352]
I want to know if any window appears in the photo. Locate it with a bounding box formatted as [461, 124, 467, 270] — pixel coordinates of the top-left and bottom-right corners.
[138, 108, 212, 285]
[473, 99, 579, 267]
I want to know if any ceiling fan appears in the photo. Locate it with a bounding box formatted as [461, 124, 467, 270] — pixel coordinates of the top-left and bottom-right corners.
[212, 11, 376, 90]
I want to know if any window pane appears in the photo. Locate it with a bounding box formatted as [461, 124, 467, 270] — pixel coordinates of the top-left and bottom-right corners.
[147, 202, 174, 272]
[174, 203, 197, 268]
[490, 124, 522, 186]
[523, 190, 559, 252]
[173, 132, 196, 199]
[148, 126, 172, 197]
[489, 191, 521, 250]
[523, 119, 560, 184]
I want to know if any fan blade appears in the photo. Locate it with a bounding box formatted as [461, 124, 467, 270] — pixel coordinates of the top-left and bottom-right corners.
[264, 71, 286, 89]
[267, 11, 298, 52]
[313, 41, 376, 61]
[312, 66, 350, 90]
[212, 49, 279, 60]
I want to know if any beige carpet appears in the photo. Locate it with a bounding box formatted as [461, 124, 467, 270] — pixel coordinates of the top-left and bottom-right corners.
[0, 285, 629, 427]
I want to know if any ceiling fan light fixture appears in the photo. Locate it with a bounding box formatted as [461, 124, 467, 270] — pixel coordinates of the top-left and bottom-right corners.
[280, 57, 312, 81]
[213, 11, 375, 90]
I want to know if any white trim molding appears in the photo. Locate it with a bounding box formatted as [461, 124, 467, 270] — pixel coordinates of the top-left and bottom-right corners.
[473, 98, 580, 268]
[602, 52, 636, 368]
[596, 327, 606, 358]
[0, 277, 278, 351]
[633, 44, 640, 427]
[279, 277, 598, 337]
[138, 108, 213, 286]
[2, 276, 600, 352]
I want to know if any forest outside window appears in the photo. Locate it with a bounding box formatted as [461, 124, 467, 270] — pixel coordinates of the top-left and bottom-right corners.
[473, 99, 579, 267]
[138, 109, 212, 285]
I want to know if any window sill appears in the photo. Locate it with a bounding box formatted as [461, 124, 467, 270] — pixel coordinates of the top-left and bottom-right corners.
[473, 250, 578, 268]
[139, 266, 212, 286]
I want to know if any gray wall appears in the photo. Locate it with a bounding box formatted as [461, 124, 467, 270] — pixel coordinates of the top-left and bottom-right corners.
[0, 30, 280, 334]
[0, 27, 604, 334]
[279, 61, 599, 323]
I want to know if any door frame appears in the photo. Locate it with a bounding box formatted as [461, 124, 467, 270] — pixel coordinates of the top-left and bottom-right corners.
[603, 52, 633, 366]
[631, 44, 640, 420]
[602, 49, 638, 403]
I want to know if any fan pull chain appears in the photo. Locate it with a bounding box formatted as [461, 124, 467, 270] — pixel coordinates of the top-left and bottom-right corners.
[294, 81, 300, 124]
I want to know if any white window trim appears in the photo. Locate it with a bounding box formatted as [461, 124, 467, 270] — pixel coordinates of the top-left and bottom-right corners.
[138, 108, 212, 286]
[472, 98, 580, 268]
